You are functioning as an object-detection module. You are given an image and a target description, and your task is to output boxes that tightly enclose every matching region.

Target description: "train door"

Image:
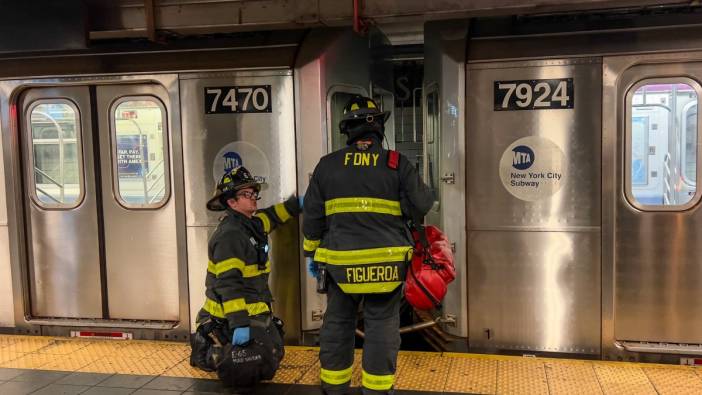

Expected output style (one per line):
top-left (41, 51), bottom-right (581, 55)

top-left (18, 80), bottom-right (182, 328)
top-left (604, 56), bottom-right (702, 356)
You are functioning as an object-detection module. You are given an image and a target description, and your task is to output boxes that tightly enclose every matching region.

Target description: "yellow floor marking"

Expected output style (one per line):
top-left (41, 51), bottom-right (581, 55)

top-left (270, 347), bottom-right (318, 384)
top-left (40, 354), bottom-right (101, 371)
top-left (497, 359), bottom-right (549, 395)
top-left (1, 334), bottom-right (702, 394)
top-left (444, 357), bottom-right (497, 394)
top-left (0, 350), bottom-right (25, 365)
top-left (163, 360), bottom-right (218, 379)
top-left (395, 353), bottom-right (451, 391)
top-left (0, 337), bottom-right (53, 353)
top-left (594, 364), bottom-right (657, 395)
top-left (545, 361), bottom-right (603, 395)
top-left (643, 366), bottom-right (702, 395)
top-left (37, 339), bottom-right (91, 355)
top-left (350, 350), bottom-right (363, 388)
top-left (0, 352), bottom-right (55, 369)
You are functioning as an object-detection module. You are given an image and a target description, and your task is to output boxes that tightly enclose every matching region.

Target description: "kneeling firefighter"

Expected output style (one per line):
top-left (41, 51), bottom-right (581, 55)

top-left (190, 165), bottom-right (301, 390)
top-left (303, 96), bottom-right (433, 394)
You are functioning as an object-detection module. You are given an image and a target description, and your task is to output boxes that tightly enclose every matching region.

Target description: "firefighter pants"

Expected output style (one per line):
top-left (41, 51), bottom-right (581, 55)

top-left (319, 279), bottom-right (402, 395)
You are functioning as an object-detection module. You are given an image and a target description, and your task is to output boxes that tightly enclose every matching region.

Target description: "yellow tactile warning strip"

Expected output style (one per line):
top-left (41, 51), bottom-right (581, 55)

top-left (2, 335), bottom-right (702, 393)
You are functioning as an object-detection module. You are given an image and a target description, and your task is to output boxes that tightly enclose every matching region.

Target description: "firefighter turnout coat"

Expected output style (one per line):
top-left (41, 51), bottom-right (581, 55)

top-left (303, 140), bottom-right (434, 294)
top-left (197, 197), bottom-right (300, 330)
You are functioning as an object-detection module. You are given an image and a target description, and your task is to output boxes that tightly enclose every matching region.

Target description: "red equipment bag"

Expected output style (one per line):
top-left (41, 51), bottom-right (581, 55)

top-left (404, 224), bottom-right (456, 310)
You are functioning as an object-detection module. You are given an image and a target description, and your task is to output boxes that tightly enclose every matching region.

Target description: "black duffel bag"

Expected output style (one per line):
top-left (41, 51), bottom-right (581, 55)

top-left (216, 316), bottom-right (285, 391)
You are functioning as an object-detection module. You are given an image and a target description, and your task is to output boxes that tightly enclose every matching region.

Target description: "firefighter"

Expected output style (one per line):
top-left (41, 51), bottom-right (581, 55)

top-left (303, 96), bottom-right (433, 394)
top-left (190, 165), bottom-right (301, 387)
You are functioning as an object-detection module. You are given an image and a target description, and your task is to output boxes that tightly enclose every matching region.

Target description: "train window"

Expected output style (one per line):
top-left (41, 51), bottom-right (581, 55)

top-left (111, 97), bottom-right (170, 208)
top-left (627, 79), bottom-right (701, 209)
top-left (424, 84), bottom-right (440, 209)
top-left (28, 100), bottom-right (83, 208)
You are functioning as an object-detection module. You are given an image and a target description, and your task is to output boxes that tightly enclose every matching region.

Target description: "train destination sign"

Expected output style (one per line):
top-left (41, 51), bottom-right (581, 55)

top-left (499, 136), bottom-right (567, 201)
top-left (494, 78), bottom-right (573, 111)
top-left (205, 85), bottom-right (272, 114)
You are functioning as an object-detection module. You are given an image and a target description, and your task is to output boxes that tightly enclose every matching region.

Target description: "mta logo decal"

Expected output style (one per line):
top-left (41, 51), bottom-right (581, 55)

top-left (512, 145), bottom-right (534, 170)
top-left (223, 151), bottom-right (243, 173)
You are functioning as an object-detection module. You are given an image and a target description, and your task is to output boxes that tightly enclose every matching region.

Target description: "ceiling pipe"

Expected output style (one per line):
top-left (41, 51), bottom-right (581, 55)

top-left (353, 0), bottom-right (368, 35)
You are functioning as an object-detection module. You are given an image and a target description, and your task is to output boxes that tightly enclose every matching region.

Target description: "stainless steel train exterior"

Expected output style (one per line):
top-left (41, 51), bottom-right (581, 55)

top-left (0, 18), bottom-right (702, 363)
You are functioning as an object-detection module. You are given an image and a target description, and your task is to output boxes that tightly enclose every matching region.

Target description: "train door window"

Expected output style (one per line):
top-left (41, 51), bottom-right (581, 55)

top-left (27, 100), bottom-right (83, 207)
top-left (327, 85), bottom-right (367, 153)
top-left (423, 83), bottom-right (440, 209)
top-left (111, 97), bottom-right (170, 208)
top-left (683, 102), bottom-right (697, 184)
top-left (626, 79), bottom-right (701, 209)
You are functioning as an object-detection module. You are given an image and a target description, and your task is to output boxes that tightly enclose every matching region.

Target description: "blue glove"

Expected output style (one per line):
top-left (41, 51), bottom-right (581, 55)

top-left (232, 327), bottom-right (250, 346)
top-left (306, 257), bottom-right (319, 279)
top-left (298, 194), bottom-right (305, 209)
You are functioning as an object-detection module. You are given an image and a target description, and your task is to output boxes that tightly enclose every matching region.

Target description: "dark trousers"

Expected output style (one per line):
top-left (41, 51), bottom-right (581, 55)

top-left (319, 280), bottom-right (402, 395)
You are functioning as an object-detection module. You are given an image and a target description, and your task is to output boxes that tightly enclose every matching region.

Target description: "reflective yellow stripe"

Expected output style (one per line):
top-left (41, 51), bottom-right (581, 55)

top-left (207, 260), bottom-right (270, 278)
top-left (274, 203), bottom-right (291, 222)
top-left (303, 238), bottom-right (321, 252)
top-left (338, 281), bottom-right (402, 294)
top-left (314, 246), bottom-right (412, 265)
top-left (255, 212), bottom-right (271, 233)
top-left (222, 298), bottom-right (247, 314)
top-left (203, 297), bottom-right (245, 318)
top-left (246, 302), bottom-right (270, 316)
top-left (320, 366), bottom-right (353, 385)
top-left (207, 258), bottom-right (245, 276)
top-left (203, 298), bottom-right (270, 318)
top-left (203, 298), bottom-right (226, 318)
top-left (325, 197), bottom-right (402, 216)
top-left (362, 370), bottom-right (394, 391)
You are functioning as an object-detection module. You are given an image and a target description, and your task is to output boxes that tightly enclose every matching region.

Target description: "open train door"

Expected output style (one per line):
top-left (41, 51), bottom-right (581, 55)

top-left (604, 53), bottom-right (702, 358)
top-left (420, 21), bottom-right (470, 340)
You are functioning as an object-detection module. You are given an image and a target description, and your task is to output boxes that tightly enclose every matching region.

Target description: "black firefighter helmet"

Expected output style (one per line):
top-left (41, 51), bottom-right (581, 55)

top-left (207, 166), bottom-right (262, 211)
top-left (339, 95), bottom-right (390, 145)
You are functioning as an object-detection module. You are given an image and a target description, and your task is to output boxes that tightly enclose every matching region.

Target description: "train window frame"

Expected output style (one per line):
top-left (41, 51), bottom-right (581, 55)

top-left (681, 101), bottom-right (697, 187)
top-left (624, 77), bottom-right (702, 211)
top-left (326, 84), bottom-right (369, 154)
top-left (25, 98), bottom-right (85, 210)
top-left (109, 95), bottom-right (171, 210)
top-left (423, 82), bottom-right (441, 213)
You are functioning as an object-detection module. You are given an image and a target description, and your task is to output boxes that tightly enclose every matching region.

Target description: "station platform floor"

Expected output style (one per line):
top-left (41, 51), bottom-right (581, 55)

top-left (0, 335), bottom-right (701, 394)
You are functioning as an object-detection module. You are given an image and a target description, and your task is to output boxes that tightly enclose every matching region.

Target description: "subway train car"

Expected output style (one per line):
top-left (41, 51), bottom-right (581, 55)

top-left (0, 8), bottom-right (701, 365)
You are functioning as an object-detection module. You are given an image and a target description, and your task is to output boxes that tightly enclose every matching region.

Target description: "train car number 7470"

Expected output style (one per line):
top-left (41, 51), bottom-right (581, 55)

top-left (204, 85), bottom-right (272, 114)
top-left (494, 78), bottom-right (573, 111)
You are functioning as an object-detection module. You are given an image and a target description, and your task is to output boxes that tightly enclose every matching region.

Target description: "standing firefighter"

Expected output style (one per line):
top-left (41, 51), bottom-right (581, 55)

top-left (303, 96), bottom-right (433, 394)
top-left (190, 165), bottom-right (301, 390)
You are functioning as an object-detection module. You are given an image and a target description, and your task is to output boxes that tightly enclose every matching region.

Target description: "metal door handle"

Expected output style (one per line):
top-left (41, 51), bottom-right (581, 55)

top-left (440, 172), bottom-right (455, 184)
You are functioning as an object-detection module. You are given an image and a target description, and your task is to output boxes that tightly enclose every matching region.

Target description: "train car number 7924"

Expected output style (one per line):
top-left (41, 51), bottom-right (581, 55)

top-left (494, 78), bottom-right (573, 111)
